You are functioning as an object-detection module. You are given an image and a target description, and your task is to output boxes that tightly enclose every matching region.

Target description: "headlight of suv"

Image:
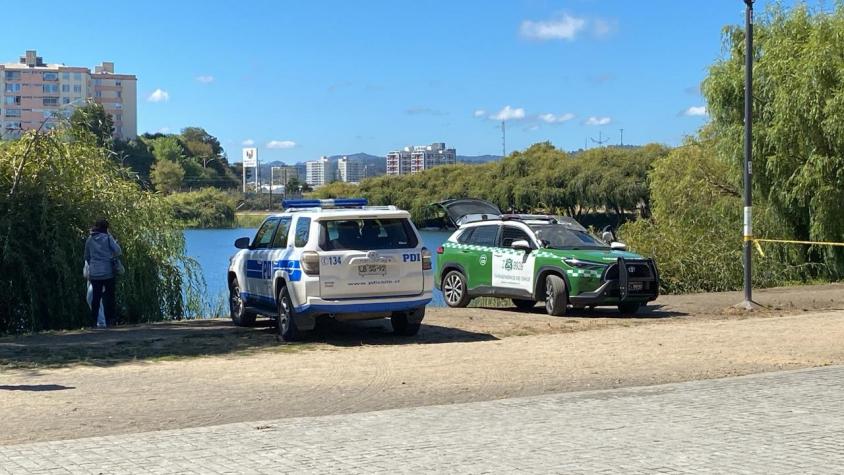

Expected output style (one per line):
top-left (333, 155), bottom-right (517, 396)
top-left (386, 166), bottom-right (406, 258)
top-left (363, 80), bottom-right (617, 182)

top-left (563, 258), bottom-right (607, 269)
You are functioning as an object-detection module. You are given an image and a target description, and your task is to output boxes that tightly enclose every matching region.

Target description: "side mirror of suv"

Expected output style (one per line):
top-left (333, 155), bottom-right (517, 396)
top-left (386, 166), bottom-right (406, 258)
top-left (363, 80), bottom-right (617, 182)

top-left (511, 239), bottom-right (532, 252)
top-left (234, 237), bottom-right (251, 249)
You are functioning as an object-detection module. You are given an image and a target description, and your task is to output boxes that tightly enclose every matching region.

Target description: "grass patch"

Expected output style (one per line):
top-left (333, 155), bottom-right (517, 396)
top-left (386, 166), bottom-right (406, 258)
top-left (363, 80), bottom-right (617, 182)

top-left (235, 212), bottom-right (270, 228)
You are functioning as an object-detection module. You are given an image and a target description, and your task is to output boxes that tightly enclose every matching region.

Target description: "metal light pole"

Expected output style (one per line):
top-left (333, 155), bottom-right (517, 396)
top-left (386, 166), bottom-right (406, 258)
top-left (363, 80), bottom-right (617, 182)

top-left (741, 0), bottom-right (755, 309)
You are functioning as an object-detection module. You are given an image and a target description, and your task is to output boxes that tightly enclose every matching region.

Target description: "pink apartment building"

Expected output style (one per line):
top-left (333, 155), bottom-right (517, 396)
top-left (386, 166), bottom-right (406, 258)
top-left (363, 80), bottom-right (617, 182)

top-left (0, 50), bottom-right (137, 140)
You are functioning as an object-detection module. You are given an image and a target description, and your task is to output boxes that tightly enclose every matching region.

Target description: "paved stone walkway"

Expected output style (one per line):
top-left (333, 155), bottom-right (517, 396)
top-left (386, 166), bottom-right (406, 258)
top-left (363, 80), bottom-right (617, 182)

top-left (2, 366), bottom-right (843, 474)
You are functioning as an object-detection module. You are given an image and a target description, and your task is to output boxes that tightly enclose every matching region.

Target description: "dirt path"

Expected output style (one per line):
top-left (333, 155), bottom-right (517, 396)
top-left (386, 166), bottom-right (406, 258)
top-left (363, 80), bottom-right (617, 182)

top-left (1, 284), bottom-right (844, 445)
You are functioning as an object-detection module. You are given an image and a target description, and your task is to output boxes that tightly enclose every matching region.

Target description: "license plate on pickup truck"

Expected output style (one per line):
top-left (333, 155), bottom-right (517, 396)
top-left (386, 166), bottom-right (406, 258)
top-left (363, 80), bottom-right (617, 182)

top-left (629, 282), bottom-right (644, 291)
top-left (358, 264), bottom-right (387, 276)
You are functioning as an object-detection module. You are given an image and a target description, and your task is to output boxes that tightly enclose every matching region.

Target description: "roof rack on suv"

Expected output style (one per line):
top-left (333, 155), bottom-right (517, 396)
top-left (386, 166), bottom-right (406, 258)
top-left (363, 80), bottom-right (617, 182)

top-left (500, 214), bottom-right (559, 223)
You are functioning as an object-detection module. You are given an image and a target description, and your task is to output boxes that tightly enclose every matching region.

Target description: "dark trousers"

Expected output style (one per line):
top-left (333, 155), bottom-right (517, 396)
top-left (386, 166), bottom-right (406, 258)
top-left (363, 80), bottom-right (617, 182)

top-left (90, 278), bottom-right (116, 326)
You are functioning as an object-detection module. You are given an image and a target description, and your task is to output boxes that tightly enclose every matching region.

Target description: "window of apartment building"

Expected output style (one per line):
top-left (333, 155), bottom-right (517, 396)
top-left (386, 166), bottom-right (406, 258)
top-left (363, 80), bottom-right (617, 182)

top-left (62, 97), bottom-right (70, 105)
top-left (5, 84), bottom-right (21, 93)
top-left (61, 84), bottom-right (70, 93)
top-left (114, 103), bottom-right (122, 109)
top-left (5, 96), bottom-right (21, 106)
top-left (4, 71), bottom-right (21, 81)
top-left (93, 79), bottom-right (102, 86)
top-left (43, 72), bottom-right (58, 81)
top-left (115, 81), bottom-right (121, 86)
top-left (5, 109), bottom-right (21, 117)
top-left (114, 113), bottom-right (122, 122)
top-left (5, 121), bottom-right (21, 130)
top-left (42, 84), bottom-right (59, 93)
top-left (73, 85), bottom-right (82, 93)
top-left (73, 72), bottom-right (82, 81)
top-left (43, 97), bottom-right (59, 106)
top-left (62, 72), bottom-right (70, 80)
top-left (116, 91), bottom-right (122, 99)
top-left (94, 91), bottom-right (102, 98)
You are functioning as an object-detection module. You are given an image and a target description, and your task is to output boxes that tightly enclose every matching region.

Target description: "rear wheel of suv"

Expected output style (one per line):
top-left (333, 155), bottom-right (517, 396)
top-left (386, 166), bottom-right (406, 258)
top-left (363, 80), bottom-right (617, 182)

top-left (512, 299), bottom-right (537, 310)
top-left (442, 270), bottom-right (470, 308)
top-left (544, 274), bottom-right (568, 316)
top-left (391, 307), bottom-right (424, 336)
top-left (229, 280), bottom-right (256, 327)
top-left (276, 286), bottom-right (299, 342)
top-left (618, 302), bottom-right (641, 315)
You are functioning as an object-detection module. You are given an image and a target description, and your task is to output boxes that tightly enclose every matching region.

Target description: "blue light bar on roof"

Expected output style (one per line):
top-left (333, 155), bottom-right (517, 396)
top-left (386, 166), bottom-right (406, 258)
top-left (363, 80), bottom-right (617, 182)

top-left (282, 198), bottom-right (369, 209)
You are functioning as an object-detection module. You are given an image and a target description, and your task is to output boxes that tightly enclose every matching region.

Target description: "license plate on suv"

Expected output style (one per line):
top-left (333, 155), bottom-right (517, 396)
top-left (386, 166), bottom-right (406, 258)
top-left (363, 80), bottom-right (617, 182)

top-left (358, 264), bottom-right (387, 276)
top-left (629, 282), bottom-right (644, 291)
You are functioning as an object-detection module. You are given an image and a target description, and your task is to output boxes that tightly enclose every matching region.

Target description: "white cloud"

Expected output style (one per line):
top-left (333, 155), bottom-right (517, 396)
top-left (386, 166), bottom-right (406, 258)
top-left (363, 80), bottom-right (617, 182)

top-left (156, 127), bottom-right (170, 134)
top-left (147, 88), bottom-right (169, 103)
top-left (490, 105), bottom-right (526, 121)
top-left (473, 109), bottom-right (487, 118)
top-left (196, 75), bottom-right (214, 84)
top-left (585, 116), bottom-right (612, 126)
top-left (539, 112), bottom-right (575, 124)
top-left (683, 106), bottom-right (708, 117)
top-left (242, 139), bottom-right (255, 146)
top-left (266, 140), bottom-right (297, 149)
top-left (520, 14), bottom-right (586, 41)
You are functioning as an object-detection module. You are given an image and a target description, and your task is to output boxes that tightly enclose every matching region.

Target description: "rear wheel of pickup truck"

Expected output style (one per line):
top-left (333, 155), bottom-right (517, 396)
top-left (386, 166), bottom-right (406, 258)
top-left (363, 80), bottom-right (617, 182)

top-left (391, 307), bottom-right (424, 336)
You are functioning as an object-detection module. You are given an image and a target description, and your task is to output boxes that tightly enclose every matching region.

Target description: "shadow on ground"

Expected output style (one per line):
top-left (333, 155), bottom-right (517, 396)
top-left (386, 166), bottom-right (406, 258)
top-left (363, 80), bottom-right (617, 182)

top-left (0, 318), bottom-right (496, 369)
top-left (480, 303), bottom-right (687, 319)
top-left (0, 384), bottom-right (75, 391)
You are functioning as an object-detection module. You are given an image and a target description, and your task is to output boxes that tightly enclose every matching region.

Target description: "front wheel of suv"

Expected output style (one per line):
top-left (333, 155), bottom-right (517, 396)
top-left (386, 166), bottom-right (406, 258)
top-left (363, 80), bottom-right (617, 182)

top-left (544, 274), bottom-right (568, 316)
top-left (442, 270), bottom-right (470, 308)
top-left (230, 280), bottom-right (256, 327)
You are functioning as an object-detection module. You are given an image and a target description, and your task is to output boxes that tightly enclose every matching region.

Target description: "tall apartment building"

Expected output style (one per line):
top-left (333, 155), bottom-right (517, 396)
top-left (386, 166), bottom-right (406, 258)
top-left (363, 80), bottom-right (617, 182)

top-left (305, 156), bottom-right (337, 187)
top-left (338, 156), bottom-right (364, 183)
top-left (0, 50), bottom-right (137, 140)
top-left (386, 142), bottom-right (456, 175)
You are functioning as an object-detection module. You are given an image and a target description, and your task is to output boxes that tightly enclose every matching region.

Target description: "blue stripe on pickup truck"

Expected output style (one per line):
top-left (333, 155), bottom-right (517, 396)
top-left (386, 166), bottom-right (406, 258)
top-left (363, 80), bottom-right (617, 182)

top-left (295, 298), bottom-right (431, 315)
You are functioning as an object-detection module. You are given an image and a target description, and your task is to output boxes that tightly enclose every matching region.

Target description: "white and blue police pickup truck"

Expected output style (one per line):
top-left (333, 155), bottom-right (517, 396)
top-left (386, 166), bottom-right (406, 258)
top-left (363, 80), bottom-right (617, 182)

top-left (227, 198), bottom-right (434, 341)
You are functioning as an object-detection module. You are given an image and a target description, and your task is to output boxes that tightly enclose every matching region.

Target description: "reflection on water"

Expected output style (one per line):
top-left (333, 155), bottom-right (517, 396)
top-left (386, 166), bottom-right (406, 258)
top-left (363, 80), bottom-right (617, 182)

top-left (183, 228), bottom-right (451, 315)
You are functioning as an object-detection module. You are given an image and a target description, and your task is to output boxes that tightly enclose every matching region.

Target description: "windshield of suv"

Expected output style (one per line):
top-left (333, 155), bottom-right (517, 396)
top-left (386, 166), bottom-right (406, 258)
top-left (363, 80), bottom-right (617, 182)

top-left (319, 218), bottom-right (419, 251)
top-left (529, 224), bottom-right (609, 250)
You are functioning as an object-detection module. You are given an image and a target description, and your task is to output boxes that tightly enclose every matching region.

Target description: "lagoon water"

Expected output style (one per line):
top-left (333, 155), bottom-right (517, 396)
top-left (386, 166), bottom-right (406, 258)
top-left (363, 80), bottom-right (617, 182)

top-left (183, 228), bottom-right (452, 313)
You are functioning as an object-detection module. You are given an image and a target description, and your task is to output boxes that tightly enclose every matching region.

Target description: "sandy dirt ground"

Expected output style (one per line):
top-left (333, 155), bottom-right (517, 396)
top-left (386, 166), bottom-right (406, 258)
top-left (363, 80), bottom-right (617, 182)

top-left (1, 284), bottom-right (843, 445)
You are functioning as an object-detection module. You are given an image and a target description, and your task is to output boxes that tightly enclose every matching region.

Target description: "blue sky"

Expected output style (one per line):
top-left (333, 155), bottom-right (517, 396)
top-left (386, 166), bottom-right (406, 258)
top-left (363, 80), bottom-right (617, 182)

top-left (2, 0), bottom-right (815, 163)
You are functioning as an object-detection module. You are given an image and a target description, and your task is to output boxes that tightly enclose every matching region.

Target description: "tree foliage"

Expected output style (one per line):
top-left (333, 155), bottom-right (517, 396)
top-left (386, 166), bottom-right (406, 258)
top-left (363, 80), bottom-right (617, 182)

top-left (165, 188), bottom-right (236, 228)
top-left (704, 3), bottom-right (844, 274)
top-left (312, 143), bottom-right (668, 224)
top-left (0, 130), bottom-right (197, 334)
top-left (621, 142), bottom-right (811, 293)
top-left (150, 158), bottom-right (185, 194)
top-left (69, 100), bottom-right (114, 149)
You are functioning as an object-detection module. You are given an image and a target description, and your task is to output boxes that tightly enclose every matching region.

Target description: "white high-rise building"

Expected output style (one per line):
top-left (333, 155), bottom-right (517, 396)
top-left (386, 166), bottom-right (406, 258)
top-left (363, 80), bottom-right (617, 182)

top-left (305, 156), bottom-right (337, 187)
top-left (386, 142), bottom-right (456, 176)
top-left (338, 156), bottom-right (364, 183)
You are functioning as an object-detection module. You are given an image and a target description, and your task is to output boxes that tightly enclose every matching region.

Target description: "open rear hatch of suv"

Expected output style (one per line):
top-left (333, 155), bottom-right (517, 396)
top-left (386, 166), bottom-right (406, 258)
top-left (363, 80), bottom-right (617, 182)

top-left (427, 199), bottom-right (501, 228)
top-left (316, 217), bottom-right (426, 299)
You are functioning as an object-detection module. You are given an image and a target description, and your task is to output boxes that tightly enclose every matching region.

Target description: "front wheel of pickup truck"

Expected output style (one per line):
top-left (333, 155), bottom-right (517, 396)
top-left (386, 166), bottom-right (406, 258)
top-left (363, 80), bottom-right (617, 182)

top-left (391, 307), bottom-right (424, 336)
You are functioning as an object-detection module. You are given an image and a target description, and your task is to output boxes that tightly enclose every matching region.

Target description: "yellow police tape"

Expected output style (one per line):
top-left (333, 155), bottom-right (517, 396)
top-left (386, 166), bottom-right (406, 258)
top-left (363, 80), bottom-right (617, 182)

top-left (746, 237), bottom-right (844, 257)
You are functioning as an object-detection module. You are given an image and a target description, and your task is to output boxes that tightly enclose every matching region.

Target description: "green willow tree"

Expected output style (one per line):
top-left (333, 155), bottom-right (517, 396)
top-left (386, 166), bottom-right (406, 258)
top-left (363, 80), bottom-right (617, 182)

top-left (704, 3), bottom-right (844, 274)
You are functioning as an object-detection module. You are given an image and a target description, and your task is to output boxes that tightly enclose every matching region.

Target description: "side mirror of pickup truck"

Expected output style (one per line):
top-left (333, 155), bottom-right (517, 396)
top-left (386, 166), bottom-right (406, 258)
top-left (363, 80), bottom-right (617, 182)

top-left (234, 237), bottom-right (251, 249)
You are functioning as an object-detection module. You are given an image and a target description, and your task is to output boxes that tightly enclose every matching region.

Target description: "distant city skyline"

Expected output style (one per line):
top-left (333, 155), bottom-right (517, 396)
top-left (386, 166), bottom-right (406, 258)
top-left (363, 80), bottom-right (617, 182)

top-left (2, 0), bottom-right (818, 163)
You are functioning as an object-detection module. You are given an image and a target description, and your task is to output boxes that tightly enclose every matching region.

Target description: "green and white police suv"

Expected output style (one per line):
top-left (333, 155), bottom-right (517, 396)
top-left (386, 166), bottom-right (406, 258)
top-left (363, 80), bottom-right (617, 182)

top-left (434, 200), bottom-right (659, 315)
top-left (228, 199), bottom-right (433, 341)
